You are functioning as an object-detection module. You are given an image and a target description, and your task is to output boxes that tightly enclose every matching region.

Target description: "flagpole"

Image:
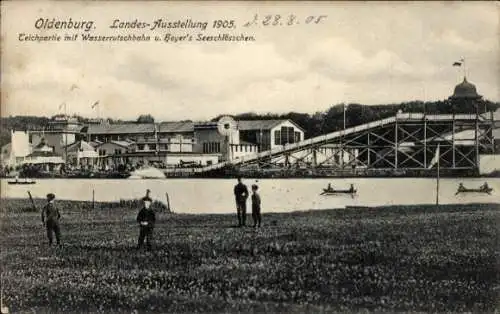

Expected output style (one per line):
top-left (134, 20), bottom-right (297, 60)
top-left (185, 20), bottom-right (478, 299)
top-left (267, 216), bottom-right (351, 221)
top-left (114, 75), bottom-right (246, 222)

top-left (343, 103), bottom-right (346, 131)
top-left (436, 144), bottom-right (440, 206)
top-left (462, 57), bottom-right (466, 78)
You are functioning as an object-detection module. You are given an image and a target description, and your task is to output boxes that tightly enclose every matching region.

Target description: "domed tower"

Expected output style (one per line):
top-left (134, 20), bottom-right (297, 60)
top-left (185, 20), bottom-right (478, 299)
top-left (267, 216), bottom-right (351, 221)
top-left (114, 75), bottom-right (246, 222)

top-left (448, 77), bottom-right (482, 113)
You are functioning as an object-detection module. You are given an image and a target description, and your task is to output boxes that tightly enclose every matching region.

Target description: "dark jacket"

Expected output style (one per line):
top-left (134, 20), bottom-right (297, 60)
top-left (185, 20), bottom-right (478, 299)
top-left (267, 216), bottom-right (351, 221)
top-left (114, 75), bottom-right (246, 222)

top-left (42, 202), bottom-right (60, 223)
top-left (234, 183), bottom-right (249, 203)
top-left (137, 208), bottom-right (156, 227)
top-left (252, 192), bottom-right (261, 209)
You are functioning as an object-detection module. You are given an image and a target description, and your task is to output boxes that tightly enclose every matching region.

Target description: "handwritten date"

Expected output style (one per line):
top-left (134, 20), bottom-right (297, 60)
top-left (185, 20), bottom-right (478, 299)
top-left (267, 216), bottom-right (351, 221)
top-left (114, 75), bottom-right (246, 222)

top-left (243, 14), bottom-right (327, 27)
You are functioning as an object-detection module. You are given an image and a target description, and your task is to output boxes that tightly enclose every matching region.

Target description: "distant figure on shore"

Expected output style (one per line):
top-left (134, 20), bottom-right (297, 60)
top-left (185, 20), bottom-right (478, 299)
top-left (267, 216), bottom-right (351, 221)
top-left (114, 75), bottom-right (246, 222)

top-left (234, 176), bottom-right (249, 227)
top-left (458, 182), bottom-right (465, 190)
top-left (481, 182), bottom-right (490, 190)
top-left (41, 193), bottom-right (61, 246)
top-left (327, 183), bottom-right (333, 191)
top-left (142, 189), bottom-right (153, 203)
top-left (251, 184), bottom-right (262, 228)
top-left (349, 184), bottom-right (354, 192)
top-left (136, 197), bottom-right (156, 251)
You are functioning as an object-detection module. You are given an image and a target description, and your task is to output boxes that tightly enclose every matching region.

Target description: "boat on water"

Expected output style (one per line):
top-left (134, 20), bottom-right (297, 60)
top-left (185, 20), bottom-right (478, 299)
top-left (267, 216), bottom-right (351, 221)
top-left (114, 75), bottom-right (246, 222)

top-left (455, 184), bottom-right (493, 195)
top-left (321, 188), bottom-right (357, 195)
top-left (320, 184), bottom-right (357, 196)
top-left (8, 178), bottom-right (36, 185)
top-left (128, 166), bottom-right (166, 179)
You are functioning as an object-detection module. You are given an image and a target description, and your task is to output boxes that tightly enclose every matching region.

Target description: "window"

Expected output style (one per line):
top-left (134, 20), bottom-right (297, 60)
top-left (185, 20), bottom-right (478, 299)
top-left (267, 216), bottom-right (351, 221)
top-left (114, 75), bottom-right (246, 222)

top-left (114, 149), bottom-right (122, 155)
top-left (274, 130), bottom-right (281, 145)
top-left (149, 144), bottom-right (156, 151)
top-left (295, 132), bottom-right (301, 142)
top-left (203, 142), bottom-right (221, 153)
top-left (281, 126), bottom-right (287, 144)
top-left (137, 144), bottom-right (144, 151)
top-left (289, 127), bottom-right (295, 143)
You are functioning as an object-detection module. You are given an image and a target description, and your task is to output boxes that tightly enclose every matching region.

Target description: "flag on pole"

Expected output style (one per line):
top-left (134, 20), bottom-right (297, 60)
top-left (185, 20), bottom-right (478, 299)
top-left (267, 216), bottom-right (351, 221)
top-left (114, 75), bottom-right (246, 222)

top-left (91, 101), bottom-right (99, 109)
top-left (428, 144), bottom-right (440, 169)
top-left (58, 102), bottom-right (65, 110)
top-left (70, 84), bottom-right (78, 91)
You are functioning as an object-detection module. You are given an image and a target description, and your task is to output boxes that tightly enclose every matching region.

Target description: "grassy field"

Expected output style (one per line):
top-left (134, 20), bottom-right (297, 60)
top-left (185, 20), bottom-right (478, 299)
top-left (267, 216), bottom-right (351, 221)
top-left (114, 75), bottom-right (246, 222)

top-left (1, 199), bottom-right (499, 313)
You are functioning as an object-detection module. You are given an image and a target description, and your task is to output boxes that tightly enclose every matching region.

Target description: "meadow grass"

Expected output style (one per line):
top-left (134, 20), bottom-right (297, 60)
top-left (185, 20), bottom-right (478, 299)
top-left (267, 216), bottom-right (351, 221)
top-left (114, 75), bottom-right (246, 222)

top-left (1, 199), bottom-right (499, 313)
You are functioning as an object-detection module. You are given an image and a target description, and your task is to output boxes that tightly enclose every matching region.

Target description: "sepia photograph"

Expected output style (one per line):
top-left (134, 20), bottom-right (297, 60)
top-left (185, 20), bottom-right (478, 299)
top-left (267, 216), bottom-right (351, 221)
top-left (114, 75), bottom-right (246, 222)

top-left (1, 1), bottom-right (499, 313)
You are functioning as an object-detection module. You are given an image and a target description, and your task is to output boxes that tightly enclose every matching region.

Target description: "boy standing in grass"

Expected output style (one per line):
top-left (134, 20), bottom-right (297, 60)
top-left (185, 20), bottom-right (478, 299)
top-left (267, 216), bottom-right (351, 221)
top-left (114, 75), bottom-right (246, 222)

top-left (41, 193), bottom-right (61, 246)
top-left (136, 197), bottom-right (155, 251)
top-left (251, 184), bottom-right (262, 228)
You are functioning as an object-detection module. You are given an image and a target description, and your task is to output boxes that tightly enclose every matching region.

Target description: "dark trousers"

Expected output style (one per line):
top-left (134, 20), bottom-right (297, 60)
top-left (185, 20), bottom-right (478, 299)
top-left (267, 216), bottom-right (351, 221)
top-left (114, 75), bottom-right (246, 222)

top-left (252, 206), bottom-right (261, 227)
top-left (236, 201), bottom-right (247, 226)
top-left (46, 220), bottom-right (61, 245)
top-left (138, 226), bottom-right (154, 249)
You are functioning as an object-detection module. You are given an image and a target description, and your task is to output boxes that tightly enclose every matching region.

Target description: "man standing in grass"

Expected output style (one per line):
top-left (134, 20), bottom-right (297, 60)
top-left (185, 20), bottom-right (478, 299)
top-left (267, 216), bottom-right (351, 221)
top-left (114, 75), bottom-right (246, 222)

top-left (41, 193), bottom-right (61, 246)
top-left (136, 197), bottom-right (156, 251)
top-left (234, 176), bottom-right (249, 227)
top-left (142, 189), bottom-right (152, 202)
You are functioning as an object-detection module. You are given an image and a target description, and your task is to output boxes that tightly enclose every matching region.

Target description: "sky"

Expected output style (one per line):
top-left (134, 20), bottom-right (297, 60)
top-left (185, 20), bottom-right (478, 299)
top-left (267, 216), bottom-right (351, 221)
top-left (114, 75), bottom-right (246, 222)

top-left (1, 1), bottom-right (498, 121)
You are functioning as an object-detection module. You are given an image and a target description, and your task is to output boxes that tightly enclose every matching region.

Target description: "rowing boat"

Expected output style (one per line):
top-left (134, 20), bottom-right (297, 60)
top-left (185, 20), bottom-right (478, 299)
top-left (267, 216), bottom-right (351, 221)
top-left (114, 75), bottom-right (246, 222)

top-left (320, 188), bottom-right (357, 195)
top-left (7, 180), bottom-right (36, 185)
top-left (455, 186), bottom-right (493, 195)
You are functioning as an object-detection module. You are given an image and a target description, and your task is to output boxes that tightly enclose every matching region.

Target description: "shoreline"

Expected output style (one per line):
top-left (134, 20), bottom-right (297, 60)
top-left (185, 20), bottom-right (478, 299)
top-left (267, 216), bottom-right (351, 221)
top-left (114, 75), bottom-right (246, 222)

top-left (2, 197), bottom-right (499, 215)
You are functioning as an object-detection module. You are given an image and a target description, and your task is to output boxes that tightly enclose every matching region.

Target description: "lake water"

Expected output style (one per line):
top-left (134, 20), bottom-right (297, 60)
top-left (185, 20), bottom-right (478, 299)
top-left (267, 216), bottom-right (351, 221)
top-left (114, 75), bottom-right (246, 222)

top-left (2, 178), bottom-right (499, 214)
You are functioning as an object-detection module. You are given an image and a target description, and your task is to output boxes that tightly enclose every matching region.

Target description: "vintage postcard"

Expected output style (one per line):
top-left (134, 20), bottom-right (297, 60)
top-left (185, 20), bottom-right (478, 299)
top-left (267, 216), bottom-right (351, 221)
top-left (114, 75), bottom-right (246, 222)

top-left (1, 1), bottom-right (499, 313)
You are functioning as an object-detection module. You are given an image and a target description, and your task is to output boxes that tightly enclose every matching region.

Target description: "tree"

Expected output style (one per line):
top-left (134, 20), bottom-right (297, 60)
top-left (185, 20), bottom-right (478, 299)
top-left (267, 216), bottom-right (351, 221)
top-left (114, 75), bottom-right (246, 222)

top-left (136, 114), bottom-right (155, 123)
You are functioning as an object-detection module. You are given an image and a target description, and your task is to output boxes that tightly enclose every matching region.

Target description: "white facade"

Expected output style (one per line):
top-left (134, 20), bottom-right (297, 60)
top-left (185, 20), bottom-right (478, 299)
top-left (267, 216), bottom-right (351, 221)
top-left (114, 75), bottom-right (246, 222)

top-left (31, 132), bottom-right (77, 156)
top-left (230, 143), bottom-right (259, 160)
top-left (160, 136), bottom-right (194, 153)
top-left (269, 120), bottom-right (304, 150)
top-left (1, 131), bottom-right (32, 166)
top-left (96, 142), bottom-right (130, 157)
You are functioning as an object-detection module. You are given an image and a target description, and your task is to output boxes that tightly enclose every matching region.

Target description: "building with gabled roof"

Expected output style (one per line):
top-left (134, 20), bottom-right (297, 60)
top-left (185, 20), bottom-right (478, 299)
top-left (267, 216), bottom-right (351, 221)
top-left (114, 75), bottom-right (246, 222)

top-left (237, 119), bottom-right (305, 152)
top-left (63, 140), bottom-right (99, 167)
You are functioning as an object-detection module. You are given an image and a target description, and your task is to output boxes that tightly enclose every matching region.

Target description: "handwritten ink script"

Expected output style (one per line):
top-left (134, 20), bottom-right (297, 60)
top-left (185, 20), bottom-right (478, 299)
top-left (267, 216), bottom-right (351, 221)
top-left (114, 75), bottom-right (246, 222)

top-left (17, 15), bottom-right (328, 44)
